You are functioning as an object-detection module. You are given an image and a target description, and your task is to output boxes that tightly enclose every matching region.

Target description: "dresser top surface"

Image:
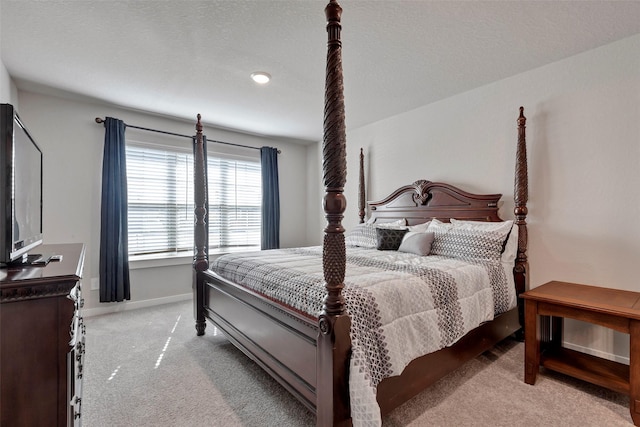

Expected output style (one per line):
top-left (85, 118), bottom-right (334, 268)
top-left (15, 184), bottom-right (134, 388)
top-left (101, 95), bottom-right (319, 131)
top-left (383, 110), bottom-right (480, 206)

top-left (0, 243), bottom-right (85, 287)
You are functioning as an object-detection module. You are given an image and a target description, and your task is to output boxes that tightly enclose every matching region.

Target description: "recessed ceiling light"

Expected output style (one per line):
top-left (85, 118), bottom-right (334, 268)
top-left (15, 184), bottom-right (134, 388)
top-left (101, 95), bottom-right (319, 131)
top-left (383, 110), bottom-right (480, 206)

top-left (251, 72), bottom-right (271, 85)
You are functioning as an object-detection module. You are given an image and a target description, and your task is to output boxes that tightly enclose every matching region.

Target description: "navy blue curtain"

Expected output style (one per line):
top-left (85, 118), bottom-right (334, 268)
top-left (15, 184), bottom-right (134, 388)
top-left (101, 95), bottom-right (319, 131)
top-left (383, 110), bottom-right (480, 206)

top-left (99, 117), bottom-right (131, 302)
top-left (260, 147), bottom-right (280, 250)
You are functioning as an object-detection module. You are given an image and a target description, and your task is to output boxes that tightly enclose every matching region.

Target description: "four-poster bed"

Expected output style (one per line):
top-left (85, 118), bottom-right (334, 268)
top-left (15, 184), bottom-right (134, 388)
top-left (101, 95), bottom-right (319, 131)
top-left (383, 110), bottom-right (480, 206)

top-left (192, 1), bottom-right (529, 426)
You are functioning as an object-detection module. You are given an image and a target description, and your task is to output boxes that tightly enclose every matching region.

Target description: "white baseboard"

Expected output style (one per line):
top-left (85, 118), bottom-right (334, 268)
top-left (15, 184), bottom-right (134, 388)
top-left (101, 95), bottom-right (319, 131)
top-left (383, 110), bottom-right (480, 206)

top-left (83, 293), bottom-right (192, 318)
top-left (563, 341), bottom-right (630, 365)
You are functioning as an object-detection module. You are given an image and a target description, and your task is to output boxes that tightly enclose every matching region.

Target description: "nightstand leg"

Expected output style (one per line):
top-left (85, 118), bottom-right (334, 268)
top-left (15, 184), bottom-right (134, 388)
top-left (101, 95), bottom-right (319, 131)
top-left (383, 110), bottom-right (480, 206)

top-left (630, 320), bottom-right (640, 426)
top-left (524, 299), bottom-right (540, 385)
top-left (551, 316), bottom-right (563, 346)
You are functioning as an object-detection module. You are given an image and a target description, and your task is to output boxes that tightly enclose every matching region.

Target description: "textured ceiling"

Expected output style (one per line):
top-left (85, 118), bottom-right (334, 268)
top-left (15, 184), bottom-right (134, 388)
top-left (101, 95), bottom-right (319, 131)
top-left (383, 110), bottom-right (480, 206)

top-left (2, 1), bottom-right (640, 142)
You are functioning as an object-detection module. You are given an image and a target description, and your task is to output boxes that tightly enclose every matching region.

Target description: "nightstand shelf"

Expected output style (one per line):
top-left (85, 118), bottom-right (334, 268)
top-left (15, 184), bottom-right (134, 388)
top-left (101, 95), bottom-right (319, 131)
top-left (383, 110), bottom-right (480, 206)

top-left (541, 346), bottom-right (630, 394)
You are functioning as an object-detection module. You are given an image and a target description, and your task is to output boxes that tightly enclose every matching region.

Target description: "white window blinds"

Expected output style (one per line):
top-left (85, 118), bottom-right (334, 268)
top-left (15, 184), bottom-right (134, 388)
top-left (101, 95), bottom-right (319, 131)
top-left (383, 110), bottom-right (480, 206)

top-left (126, 143), bottom-right (261, 257)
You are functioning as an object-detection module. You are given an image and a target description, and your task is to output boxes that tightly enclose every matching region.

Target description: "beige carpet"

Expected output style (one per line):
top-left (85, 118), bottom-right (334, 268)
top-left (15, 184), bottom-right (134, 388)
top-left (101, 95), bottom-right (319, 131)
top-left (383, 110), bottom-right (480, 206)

top-left (83, 300), bottom-right (632, 426)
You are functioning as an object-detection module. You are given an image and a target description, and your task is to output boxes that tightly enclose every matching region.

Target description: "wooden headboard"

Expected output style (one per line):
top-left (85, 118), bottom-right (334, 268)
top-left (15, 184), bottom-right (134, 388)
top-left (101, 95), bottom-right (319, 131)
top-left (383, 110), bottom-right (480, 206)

top-left (368, 179), bottom-right (503, 225)
top-left (357, 107), bottom-right (529, 303)
top-left (358, 107), bottom-right (529, 311)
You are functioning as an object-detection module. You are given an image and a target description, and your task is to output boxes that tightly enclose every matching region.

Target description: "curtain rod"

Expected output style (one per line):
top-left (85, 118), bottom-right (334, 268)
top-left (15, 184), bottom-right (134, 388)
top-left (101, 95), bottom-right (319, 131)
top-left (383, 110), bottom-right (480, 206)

top-left (94, 117), bottom-right (280, 154)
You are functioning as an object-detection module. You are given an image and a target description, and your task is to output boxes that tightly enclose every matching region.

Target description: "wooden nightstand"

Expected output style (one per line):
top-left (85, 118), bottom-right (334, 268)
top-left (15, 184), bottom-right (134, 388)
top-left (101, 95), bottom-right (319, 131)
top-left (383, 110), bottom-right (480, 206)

top-left (522, 280), bottom-right (640, 426)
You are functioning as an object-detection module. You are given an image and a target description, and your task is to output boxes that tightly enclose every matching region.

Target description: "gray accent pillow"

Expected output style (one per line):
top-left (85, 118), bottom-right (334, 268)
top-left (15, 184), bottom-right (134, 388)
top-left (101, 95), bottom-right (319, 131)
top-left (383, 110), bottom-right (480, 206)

top-left (397, 231), bottom-right (435, 256)
top-left (376, 227), bottom-right (408, 251)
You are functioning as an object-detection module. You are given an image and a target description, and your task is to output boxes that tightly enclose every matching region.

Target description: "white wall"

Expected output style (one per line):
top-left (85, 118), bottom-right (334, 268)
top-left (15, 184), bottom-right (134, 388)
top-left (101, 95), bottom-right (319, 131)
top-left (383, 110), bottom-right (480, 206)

top-left (0, 0), bottom-right (6, 102)
top-left (312, 34), bottom-right (640, 362)
top-left (306, 139), bottom-right (323, 246)
top-left (0, 62), bottom-right (10, 103)
top-left (16, 91), bottom-right (310, 315)
top-left (0, 53), bottom-right (18, 105)
top-left (0, 2), bottom-right (18, 106)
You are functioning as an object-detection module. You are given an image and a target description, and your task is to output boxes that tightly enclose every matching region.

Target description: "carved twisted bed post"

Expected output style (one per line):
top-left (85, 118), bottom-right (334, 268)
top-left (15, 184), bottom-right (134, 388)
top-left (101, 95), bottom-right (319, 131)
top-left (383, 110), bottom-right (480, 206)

top-left (514, 107), bottom-right (529, 332)
top-left (317, 1), bottom-right (352, 425)
top-left (193, 114), bottom-right (209, 336)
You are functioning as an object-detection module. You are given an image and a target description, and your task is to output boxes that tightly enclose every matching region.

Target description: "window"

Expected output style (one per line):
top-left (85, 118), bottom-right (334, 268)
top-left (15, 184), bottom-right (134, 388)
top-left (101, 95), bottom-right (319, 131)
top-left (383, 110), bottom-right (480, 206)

top-left (126, 143), bottom-right (261, 257)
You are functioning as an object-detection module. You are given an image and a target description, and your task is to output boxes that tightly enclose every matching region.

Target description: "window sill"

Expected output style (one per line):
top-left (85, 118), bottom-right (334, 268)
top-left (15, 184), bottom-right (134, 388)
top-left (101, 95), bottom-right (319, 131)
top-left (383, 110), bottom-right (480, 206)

top-left (129, 246), bottom-right (261, 270)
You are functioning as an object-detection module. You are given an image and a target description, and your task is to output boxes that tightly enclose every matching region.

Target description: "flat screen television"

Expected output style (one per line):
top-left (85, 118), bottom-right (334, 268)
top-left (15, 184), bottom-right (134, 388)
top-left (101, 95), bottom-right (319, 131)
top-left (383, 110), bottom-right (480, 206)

top-left (0, 103), bottom-right (44, 267)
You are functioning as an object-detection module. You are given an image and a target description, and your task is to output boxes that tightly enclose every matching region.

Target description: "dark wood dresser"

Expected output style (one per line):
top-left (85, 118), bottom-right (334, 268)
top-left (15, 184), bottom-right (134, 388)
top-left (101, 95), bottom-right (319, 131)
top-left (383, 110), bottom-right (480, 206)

top-left (0, 243), bottom-right (86, 426)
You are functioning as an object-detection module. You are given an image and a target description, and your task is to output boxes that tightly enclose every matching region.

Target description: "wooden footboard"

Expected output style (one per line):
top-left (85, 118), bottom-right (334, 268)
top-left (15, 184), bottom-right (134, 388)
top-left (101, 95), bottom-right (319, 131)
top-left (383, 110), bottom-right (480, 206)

top-left (196, 267), bottom-right (520, 424)
top-left (199, 269), bottom-right (319, 411)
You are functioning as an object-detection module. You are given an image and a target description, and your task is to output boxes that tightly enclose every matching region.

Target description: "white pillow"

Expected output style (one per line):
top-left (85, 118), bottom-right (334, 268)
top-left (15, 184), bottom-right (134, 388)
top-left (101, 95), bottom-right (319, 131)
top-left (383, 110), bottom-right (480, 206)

top-left (426, 218), bottom-right (450, 230)
top-left (345, 224), bottom-right (377, 248)
top-left (502, 223), bottom-right (518, 263)
top-left (449, 218), bottom-right (513, 231)
top-left (407, 220), bottom-right (431, 232)
top-left (449, 219), bottom-right (517, 263)
top-left (374, 218), bottom-right (407, 229)
top-left (429, 219), bottom-right (512, 261)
